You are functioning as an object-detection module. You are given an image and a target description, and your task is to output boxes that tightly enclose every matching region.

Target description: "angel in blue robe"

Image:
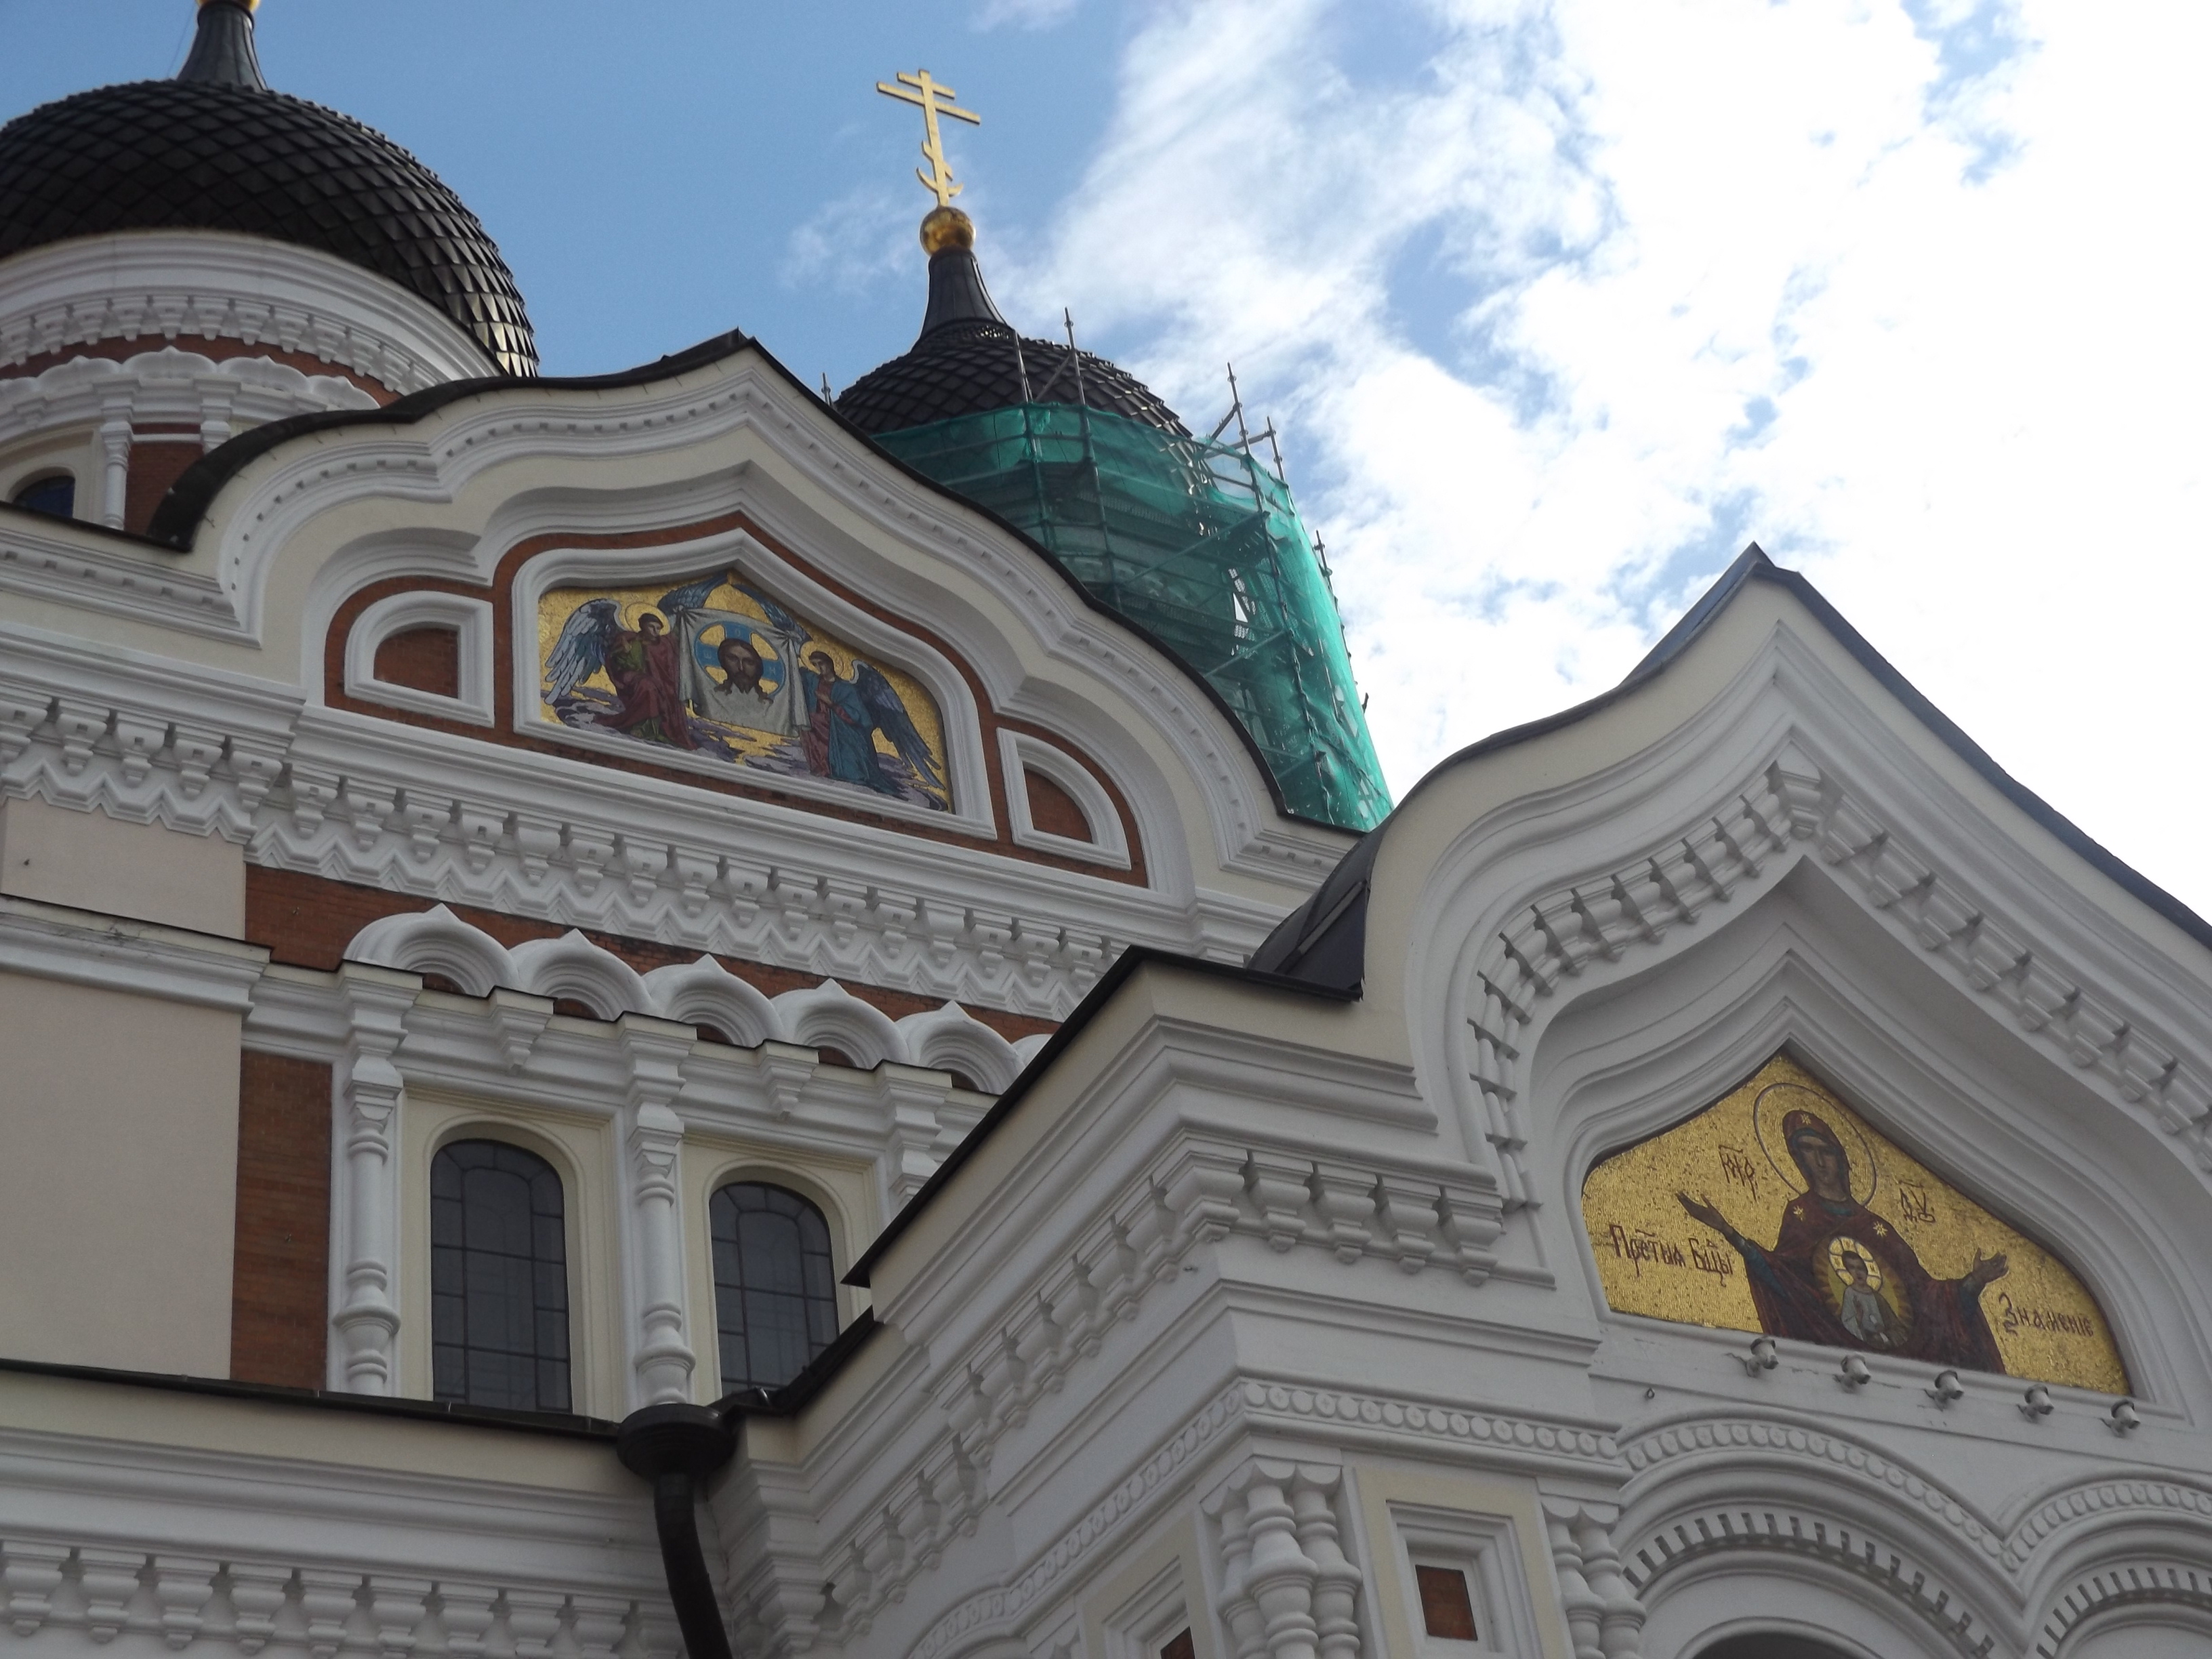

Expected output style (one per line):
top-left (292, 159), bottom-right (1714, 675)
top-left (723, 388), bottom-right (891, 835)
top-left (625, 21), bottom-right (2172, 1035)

top-left (799, 649), bottom-right (945, 803)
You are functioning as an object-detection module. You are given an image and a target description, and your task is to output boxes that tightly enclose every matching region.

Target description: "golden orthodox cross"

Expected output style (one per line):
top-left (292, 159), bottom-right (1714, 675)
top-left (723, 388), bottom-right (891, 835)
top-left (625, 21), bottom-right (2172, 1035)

top-left (874, 69), bottom-right (981, 209)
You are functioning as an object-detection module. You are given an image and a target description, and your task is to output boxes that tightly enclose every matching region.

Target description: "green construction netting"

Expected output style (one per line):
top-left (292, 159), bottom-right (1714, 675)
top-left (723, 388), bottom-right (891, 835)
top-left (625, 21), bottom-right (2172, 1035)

top-left (874, 403), bottom-right (1391, 832)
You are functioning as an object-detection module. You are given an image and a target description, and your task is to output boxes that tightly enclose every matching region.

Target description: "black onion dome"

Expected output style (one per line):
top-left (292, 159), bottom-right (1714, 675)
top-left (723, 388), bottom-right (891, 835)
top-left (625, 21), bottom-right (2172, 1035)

top-left (0, 3), bottom-right (535, 377)
top-left (837, 240), bottom-right (1186, 437)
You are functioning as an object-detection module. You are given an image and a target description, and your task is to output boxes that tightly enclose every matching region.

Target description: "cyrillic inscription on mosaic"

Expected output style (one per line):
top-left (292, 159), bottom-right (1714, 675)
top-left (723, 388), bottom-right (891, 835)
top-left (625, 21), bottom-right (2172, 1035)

top-left (539, 567), bottom-right (949, 810)
top-left (1581, 1053), bottom-right (2125, 1391)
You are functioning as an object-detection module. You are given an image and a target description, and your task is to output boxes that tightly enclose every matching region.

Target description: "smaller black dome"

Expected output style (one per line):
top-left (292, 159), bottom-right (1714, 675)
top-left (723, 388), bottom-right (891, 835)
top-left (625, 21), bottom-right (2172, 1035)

top-left (837, 247), bottom-right (1186, 437)
top-left (0, 2), bottom-right (535, 377)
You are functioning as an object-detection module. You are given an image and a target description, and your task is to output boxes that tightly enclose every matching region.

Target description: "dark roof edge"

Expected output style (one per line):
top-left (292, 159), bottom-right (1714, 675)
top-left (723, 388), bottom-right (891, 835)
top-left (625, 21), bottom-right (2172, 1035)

top-left (845, 946), bottom-right (1357, 1288)
top-left (1252, 542), bottom-right (2212, 987)
top-left (1736, 554), bottom-right (2212, 954)
top-left (713, 1309), bottom-right (884, 1422)
top-left (138, 326), bottom-right (1349, 838)
top-left (143, 328), bottom-right (761, 548)
top-left (0, 1352), bottom-right (617, 1439)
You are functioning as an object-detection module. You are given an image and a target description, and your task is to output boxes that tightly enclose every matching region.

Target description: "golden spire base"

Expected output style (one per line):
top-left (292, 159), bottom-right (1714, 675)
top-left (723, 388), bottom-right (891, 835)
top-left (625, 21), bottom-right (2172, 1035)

top-left (920, 207), bottom-right (975, 256)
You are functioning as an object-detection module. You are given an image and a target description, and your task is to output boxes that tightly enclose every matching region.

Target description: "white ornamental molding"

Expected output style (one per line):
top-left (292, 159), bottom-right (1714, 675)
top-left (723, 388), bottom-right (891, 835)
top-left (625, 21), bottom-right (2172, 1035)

top-left (269, 752), bottom-right (1117, 1021)
top-left (0, 640), bottom-right (1288, 1021)
top-left (816, 1146), bottom-right (1518, 1641)
top-left (0, 346), bottom-right (378, 445)
top-left (0, 231), bottom-right (499, 394)
top-left (0, 1537), bottom-right (676, 1659)
top-left (0, 628), bottom-right (300, 841)
top-left (2035, 1561), bottom-right (2212, 1657)
top-left (834, 1382), bottom-right (1250, 1652)
top-left (1629, 1497), bottom-right (1994, 1658)
top-left (1237, 1380), bottom-right (1616, 1471)
top-left (1453, 745), bottom-right (2212, 1212)
top-left (347, 906), bottom-right (1021, 1082)
top-left (1621, 1413), bottom-right (2212, 1659)
top-left (920, 1138), bottom-right (1509, 1477)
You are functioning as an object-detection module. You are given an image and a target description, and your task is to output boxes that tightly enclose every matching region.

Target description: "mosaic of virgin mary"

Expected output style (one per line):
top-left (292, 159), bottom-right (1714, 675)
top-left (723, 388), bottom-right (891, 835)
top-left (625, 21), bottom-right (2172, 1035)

top-left (1676, 1101), bottom-right (2009, 1370)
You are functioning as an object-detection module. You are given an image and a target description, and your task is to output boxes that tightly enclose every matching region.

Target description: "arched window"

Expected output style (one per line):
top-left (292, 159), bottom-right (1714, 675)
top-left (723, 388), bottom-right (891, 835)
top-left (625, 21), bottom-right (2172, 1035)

top-left (431, 1139), bottom-right (571, 1412)
top-left (9, 474), bottom-right (74, 518)
top-left (710, 1182), bottom-right (839, 1391)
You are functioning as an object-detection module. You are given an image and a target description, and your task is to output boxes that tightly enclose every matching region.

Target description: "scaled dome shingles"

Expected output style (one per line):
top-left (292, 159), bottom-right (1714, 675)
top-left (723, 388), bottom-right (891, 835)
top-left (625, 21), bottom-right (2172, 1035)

top-left (0, 79), bottom-right (537, 377)
top-left (837, 319), bottom-right (1189, 437)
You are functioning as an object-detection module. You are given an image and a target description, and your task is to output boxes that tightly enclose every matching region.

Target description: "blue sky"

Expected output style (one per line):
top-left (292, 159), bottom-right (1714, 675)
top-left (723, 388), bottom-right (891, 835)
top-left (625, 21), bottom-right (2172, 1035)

top-left (7, 1), bottom-right (2210, 913)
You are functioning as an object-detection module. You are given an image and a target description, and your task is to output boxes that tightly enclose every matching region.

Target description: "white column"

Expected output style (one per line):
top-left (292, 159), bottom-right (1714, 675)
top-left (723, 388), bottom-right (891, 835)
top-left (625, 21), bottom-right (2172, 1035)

top-left (1208, 1460), bottom-right (1356, 1659)
top-left (98, 401), bottom-right (133, 529)
top-left (331, 967), bottom-right (416, 1393)
top-left (620, 1016), bottom-right (699, 1407)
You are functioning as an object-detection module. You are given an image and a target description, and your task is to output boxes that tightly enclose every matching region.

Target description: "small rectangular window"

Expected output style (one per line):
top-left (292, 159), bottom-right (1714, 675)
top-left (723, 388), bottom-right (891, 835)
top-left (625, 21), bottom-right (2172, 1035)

top-left (1415, 1565), bottom-right (1479, 1642)
top-left (1160, 1632), bottom-right (1194, 1659)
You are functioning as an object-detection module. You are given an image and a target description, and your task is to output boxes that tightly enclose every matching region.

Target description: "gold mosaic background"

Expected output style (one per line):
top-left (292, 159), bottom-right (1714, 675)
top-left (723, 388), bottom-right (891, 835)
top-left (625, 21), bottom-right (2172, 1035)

top-left (1581, 1053), bottom-right (2126, 1391)
top-left (536, 576), bottom-right (947, 780)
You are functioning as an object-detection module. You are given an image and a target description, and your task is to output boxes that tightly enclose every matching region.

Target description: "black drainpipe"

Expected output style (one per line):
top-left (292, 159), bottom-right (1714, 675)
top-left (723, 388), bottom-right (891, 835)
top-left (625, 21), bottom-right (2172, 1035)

top-left (615, 1402), bottom-right (742, 1659)
top-left (613, 1313), bottom-right (878, 1659)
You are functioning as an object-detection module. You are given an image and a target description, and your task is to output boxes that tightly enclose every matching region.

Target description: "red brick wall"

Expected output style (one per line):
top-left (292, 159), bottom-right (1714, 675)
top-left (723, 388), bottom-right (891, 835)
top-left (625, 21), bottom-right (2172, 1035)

top-left (373, 625), bottom-right (462, 699)
top-left (230, 1051), bottom-right (333, 1390)
top-left (1025, 769), bottom-right (1094, 842)
top-left (246, 866), bottom-right (1059, 1043)
top-left (124, 432), bottom-right (205, 535)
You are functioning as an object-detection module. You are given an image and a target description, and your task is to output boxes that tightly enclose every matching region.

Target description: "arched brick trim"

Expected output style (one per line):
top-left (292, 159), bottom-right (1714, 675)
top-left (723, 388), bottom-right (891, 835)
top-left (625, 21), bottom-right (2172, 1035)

top-left (245, 865), bottom-right (1057, 1044)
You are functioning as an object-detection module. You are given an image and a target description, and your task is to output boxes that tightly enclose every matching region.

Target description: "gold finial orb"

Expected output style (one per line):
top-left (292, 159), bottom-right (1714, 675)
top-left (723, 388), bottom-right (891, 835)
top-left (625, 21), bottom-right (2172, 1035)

top-left (920, 206), bottom-right (975, 255)
top-left (199, 0), bottom-right (260, 9)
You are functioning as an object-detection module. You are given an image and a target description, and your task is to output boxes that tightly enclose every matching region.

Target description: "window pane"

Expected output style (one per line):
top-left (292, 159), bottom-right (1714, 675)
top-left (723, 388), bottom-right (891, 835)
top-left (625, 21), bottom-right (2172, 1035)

top-left (430, 1139), bottom-right (573, 1412)
top-left (710, 1182), bottom-right (840, 1391)
top-left (1416, 1565), bottom-right (1479, 1641)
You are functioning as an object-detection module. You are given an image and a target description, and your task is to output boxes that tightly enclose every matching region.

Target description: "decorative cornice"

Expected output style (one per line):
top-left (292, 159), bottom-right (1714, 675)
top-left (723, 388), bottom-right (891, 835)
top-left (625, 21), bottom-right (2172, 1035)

top-left (1622, 1410), bottom-right (2212, 1657)
top-left (0, 1532), bottom-right (672, 1659)
top-left (0, 231), bottom-right (495, 394)
top-left (2036, 1561), bottom-right (2212, 1656)
top-left (0, 629), bottom-right (1290, 1019)
top-left (1236, 1378), bottom-right (1616, 1467)
top-left (0, 346), bottom-right (377, 440)
top-left (1456, 742), bottom-right (2212, 1212)
top-left (342, 905), bottom-right (1026, 1087)
top-left (1627, 1494), bottom-right (1996, 1657)
top-left (897, 1383), bottom-right (1249, 1659)
top-left (0, 896), bottom-right (267, 1011)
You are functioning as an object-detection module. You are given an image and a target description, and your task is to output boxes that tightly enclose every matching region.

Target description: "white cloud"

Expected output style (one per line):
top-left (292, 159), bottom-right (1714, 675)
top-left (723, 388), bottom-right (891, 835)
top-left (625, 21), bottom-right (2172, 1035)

top-left (1010, 0), bottom-right (2212, 913)
top-left (783, 184), bottom-right (915, 298)
top-left (973, 0), bottom-right (1078, 30)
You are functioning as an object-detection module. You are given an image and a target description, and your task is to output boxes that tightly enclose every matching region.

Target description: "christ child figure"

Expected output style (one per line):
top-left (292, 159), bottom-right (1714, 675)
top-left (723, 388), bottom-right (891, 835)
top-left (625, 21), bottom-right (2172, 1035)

top-left (1835, 1248), bottom-right (1902, 1349)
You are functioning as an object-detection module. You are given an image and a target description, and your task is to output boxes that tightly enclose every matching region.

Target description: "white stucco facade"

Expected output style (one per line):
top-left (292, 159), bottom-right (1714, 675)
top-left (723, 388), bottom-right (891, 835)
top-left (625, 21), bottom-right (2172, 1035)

top-left (4, 19), bottom-right (2209, 1659)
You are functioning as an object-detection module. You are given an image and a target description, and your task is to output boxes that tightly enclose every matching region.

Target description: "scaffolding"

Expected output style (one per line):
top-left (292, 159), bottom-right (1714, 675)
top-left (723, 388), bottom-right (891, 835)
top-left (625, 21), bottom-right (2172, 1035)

top-left (876, 401), bottom-right (1391, 832)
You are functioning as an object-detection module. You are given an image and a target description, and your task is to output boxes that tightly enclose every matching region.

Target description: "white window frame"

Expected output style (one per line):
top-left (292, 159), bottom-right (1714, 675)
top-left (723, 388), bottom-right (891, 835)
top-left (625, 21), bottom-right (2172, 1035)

top-left (344, 590), bottom-right (496, 726)
top-left (1389, 1503), bottom-right (1542, 1659)
top-left (999, 728), bottom-right (1131, 868)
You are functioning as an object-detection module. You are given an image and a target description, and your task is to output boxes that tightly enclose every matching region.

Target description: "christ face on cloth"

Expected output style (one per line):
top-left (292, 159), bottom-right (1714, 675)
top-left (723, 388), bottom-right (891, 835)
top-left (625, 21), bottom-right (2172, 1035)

top-left (1677, 1108), bottom-right (2011, 1371)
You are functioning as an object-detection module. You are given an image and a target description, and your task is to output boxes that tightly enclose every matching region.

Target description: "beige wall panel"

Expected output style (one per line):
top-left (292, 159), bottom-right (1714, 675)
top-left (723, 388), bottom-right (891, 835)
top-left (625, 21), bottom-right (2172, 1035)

top-left (0, 970), bottom-right (241, 1375)
top-left (0, 797), bottom-right (244, 937)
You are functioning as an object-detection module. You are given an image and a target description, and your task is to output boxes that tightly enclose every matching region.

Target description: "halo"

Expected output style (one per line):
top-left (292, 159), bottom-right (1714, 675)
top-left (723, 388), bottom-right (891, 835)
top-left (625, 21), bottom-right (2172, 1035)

top-left (1751, 1081), bottom-right (1879, 1206)
top-left (1827, 1235), bottom-right (1883, 1292)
